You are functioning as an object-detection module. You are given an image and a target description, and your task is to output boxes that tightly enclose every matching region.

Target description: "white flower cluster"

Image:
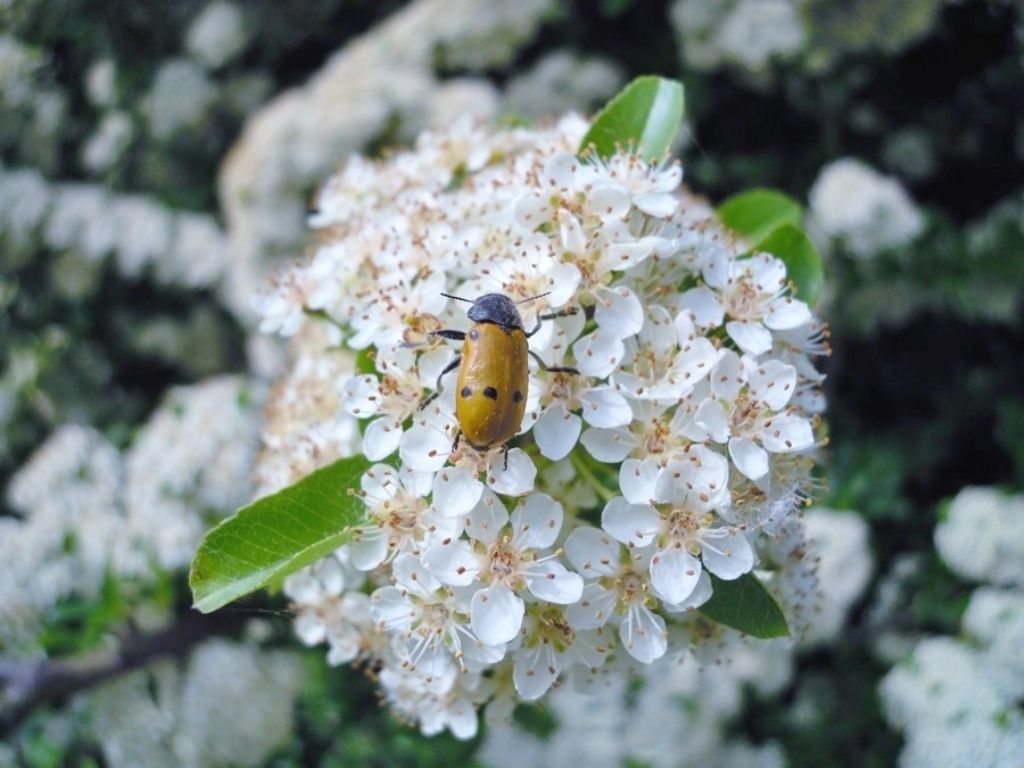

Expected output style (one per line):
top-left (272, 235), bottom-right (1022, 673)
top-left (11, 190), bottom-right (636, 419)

top-left (1, 377), bottom-right (263, 654)
top-left (2, 425), bottom-right (123, 653)
top-left (258, 113), bottom-right (827, 738)
top-left (482, 633), bottom-right (791, 768)
top-left (669, 0), bottom-right (806, 75)
top-left (480, 507), bottom-right (872, 768)
top-left (934, 486), bottom-right (1024, 586)
top-left (82, 639), bottom-right (304, 768)
top-left (808, 157), bottom-right (925, 259)
top-left (0, 165), bottom-right (233, 292)
top-left (880, 487), bottom-right (1024, 767)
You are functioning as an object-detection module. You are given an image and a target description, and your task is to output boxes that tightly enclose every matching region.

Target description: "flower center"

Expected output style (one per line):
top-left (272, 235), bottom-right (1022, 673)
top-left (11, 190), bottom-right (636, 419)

top-left (488, 541), bottom-right (522, 582)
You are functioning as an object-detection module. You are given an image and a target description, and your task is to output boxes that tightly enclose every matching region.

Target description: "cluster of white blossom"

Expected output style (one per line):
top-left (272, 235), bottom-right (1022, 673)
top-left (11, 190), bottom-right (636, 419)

top-left (218, 0), bottom-right (555, 319)
top-left (479, 507), bottom-right (871, 767)
top-left (808, 157), bottom-right (925, 259)
top-left (0, 377), bottom-right (263, 654)
top-left (255, 112), bottom-right (829, 738)
top-left (669, 0), bottom-right (806, 75)
top-left (0, 165), bottom-right (232, 291)
top-left (880, 487), bottom-right (1024, 767)
top-left (80, 639), bottom-right (305, 768)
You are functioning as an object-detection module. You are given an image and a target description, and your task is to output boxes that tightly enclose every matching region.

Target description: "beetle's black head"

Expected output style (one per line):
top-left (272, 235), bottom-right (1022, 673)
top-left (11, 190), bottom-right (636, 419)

top-left (467, 293), bottom-right (523, 330)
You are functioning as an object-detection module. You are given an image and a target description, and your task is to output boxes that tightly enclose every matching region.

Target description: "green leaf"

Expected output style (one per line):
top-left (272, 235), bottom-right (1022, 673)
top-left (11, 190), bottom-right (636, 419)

top-left (189, 455), bottom-right (372, 613)
top-left (755, 223), bottom-right (825, 306)
top-left (717, 188), bottom-right (802, 245)
top-left (698, 573), bottom-right (790, 638)
top-left (579, 75), bottom-right (685, 163)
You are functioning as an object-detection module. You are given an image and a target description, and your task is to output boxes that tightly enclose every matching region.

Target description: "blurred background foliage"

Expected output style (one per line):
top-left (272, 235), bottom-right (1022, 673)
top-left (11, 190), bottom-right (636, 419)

top-left (1, 0), bottom-right (1022, 766)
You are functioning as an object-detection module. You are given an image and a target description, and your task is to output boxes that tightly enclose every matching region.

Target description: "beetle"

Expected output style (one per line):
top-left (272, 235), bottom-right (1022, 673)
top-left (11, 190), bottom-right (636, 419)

top-left (422, 292), bottom-right (578, 460)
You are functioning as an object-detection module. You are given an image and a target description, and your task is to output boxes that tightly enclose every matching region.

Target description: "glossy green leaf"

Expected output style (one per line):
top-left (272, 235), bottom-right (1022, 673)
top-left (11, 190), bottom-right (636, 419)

top-left (189, 455), bottom-right (371, 613)
top-left (755, 223), bottom-right (825, 306)
top-left (698, 572), bottom-right (790, 638)
top-left (717, 188), bottom-right (803, 245)
top-left (579, 75), bottom-right (685, 163)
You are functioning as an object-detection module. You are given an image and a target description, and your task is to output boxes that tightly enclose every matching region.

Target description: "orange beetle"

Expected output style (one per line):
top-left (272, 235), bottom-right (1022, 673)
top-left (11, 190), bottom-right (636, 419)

top-left (425, 293), bottom-right (578, 457)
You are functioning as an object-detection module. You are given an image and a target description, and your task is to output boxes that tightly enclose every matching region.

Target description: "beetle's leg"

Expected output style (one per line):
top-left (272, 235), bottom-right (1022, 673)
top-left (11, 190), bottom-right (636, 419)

top-left (430, 329), bottom-right (467, 342)
top-left (419, 355), bottom-right (462, 410)
top-left (529, 349), bottom-right (579, 375)
top-left (502, 443), bottom-right (510, 471)
top-left (526, 307), bottom-right (579, 338)
top-left (452, 430), bottom-right (462, 453)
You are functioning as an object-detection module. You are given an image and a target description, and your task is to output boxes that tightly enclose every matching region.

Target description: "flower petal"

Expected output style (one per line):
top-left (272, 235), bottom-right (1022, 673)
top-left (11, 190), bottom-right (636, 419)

top-left (399, 424), bottom-right (451, 472)
top-left (619, 457), bottom-right (661, 505)
top-left (579, 385), bottom-right (633, 428)
top-left (392, 551), bottom-right (441, 594)
top-left (511, 493), bottom-right (564, 551)
top-left (749, 359), bottom-right (797, 411)
top-left (349, 529), bottom-right (389, 571)
top-left (573, 330), bottom-right (626, 379)
top-left (566, 583), bottom-right (617, 630)
top-left (602, 496), bottom-right (660, 547)
top-left (700, 528), bottom-right (754, 580)
top-left (533, 402), bottom-right (582, 460)
top-left (363, 417), bottom-right (403, 461)
top-left (369, 586), bottom-right (415, 631)
top-left (765, 296), bottom-right (813, 330)
top-left (679, 287), bottom-right (724, 328)
top-left (432, 465), bottom-right (483, 519)
top-left (513, 644), bottom-right (560, 701)
top-left (471, 583), bottom-right (525, 646)
top-left (695, 398), bottom-right (730, 443)
top-left (620, 602), bottom-right (667, 664)
top-left (565, 526), bottom-right (621, 577)
top-left (650, 546), bottom-right (702, 605)
top-left (594, 286), bottom-right (644, 338)
top-left (711, 349), bottom-right (743, 401)
top-left (487, 448), bottom-right (536, 496)
top-left (760, 415), bottom-right (814, 453)
top-left (729, 436), bottom-right (770, 481)
top-left (465, 487), bottom-right (508, 546)
top-left (422, 540), bottom-right (480, 586)
top-left (524, 559), bottom-right (584, 604)
top-left (726, 320), bottom-right (773, 357)
top-left (580, 426), bottom-right (635, 463)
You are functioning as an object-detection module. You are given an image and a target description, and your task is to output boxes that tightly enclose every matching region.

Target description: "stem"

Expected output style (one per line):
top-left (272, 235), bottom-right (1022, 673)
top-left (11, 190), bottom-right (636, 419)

top-left (0, 610), bottom-right (246, 737)
top-left (569, 451), bottom-right (617, 503)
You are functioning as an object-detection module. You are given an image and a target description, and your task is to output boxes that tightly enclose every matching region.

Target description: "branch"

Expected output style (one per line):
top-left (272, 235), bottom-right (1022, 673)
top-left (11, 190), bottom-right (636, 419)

top-left (0, 610), bottom-right (246, 736)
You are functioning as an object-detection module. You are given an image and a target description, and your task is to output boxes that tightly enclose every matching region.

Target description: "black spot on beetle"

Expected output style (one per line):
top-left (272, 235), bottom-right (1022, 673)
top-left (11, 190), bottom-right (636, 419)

top-left (461, 386), bottom-right (472, 398)
top-left (484, 386), bottom-right (498, 400)
top-left (469, 329), bottom-right (480, 340)
top-left (512, 390), bottom-right (523, 403)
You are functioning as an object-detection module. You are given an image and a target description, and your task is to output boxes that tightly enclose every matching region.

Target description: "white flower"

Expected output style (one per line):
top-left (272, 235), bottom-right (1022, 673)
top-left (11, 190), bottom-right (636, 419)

top-left (370, 553), bottom-right (504, 677)
top-left (422, 491), bottom-right (583, 645)
top-left (681, 252), bottom-right (812, 356)
top-left (809, 157), bottom-right (925, 258)
top-left (512, 607), bottom-right (611, 700)
top-left (379, 665), bottom-right (483, 741)
top-left (563, 527), bottom-right (668, 664)
top-left (694, 351), bottom-right (814, 481)
top-left (600, 449), bottom-right (754, 606)
top-left (348, 464), bottom-right (456, 570)
top-left (935, 487), bottom-right (1024, 586)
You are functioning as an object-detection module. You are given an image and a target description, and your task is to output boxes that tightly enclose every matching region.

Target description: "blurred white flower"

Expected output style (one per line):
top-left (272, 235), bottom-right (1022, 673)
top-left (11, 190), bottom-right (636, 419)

top-left (809, 157), bottom-right (925, 258)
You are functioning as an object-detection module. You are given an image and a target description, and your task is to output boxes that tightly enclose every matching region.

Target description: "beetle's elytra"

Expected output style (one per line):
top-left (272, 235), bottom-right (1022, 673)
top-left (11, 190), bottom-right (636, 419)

top-left (425, 292), bottom-right (579, 454)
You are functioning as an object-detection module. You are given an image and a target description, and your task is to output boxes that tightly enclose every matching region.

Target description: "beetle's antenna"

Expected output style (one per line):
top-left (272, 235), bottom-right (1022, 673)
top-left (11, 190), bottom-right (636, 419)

top-left (441, 292), bottom-right (473, 303)
top-left (517, 292), bottom-right (551, 305)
